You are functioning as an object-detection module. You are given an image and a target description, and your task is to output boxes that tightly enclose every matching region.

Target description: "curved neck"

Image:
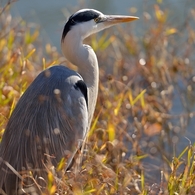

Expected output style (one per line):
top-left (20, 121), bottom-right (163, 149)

top-left (61, 31), bottom-right (99, 126)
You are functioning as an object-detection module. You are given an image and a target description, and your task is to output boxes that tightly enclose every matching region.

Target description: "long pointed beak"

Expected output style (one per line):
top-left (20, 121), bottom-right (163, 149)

top-left (103, 15), bottom-right (139, 25)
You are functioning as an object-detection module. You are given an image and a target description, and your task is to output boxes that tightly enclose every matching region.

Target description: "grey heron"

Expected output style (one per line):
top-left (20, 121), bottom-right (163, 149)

top-left (0, 8), bottom-right (138, 194)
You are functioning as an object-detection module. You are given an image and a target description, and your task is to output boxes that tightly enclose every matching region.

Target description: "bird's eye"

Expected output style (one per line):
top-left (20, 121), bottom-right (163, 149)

top-left (94, 17), bottom-right (101, 23)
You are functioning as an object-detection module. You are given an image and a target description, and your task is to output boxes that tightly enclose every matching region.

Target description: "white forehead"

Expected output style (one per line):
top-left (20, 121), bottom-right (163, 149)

top-left (72, 9), bottom-right (104, 17)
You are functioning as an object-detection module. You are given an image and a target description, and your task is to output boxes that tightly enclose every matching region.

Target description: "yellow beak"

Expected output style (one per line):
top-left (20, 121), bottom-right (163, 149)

top-left (104, 15), bottom-right (139, 24)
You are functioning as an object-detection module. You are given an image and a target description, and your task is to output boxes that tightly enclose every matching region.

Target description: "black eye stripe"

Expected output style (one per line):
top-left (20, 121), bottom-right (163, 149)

top-left (70, 10), bottom-right (100, 23)
top-left (71, 19), bottom-right (76, 25)
top-left (62, 10), bottom-right (101, 41)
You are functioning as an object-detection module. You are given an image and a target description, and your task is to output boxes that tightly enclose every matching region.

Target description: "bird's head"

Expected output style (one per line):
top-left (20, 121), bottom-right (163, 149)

top-left (61, 9), bottom-right (138, 42)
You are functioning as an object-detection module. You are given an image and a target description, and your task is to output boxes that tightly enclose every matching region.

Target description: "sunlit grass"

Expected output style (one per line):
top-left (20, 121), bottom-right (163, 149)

top-left (1, 1), bottom-right (195, 194)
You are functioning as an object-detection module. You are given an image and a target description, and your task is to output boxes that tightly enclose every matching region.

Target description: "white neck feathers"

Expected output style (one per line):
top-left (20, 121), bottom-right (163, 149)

top-left (61, 28), bottom-right (99, 126)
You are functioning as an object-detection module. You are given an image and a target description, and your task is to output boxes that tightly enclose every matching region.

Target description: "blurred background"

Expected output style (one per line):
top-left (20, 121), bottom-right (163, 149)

top-left (1, 0), bottom-right (195, 191)
top-left (3, 0), bottom-right (195, 49)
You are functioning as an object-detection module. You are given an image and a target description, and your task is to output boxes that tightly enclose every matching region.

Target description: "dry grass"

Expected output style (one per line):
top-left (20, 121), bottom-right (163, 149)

top-left (1, 1), bottom-right (195, 194)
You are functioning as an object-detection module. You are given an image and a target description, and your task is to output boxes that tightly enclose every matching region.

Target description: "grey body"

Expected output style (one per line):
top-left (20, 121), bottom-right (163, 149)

top-left (0, 66), bottom-right (88, 194)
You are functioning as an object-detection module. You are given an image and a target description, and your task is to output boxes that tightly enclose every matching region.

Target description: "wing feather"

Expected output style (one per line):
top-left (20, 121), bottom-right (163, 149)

top-left (0, 65), bottom-right (88, 193)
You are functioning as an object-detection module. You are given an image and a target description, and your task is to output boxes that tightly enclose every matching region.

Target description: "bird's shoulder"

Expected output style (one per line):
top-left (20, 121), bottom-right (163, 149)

top-left (45, 65), bottom-right (87, 102)
top-left (20, 65), bottom-right (88, 108)
top-left (30, 65), bottom-right (83, 91)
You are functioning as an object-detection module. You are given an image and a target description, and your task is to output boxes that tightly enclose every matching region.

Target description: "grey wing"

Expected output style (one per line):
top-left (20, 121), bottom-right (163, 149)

top-left (0, 66), bottom-right (89, 193)
top-left (62, 76), bottom-right (88, 169)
